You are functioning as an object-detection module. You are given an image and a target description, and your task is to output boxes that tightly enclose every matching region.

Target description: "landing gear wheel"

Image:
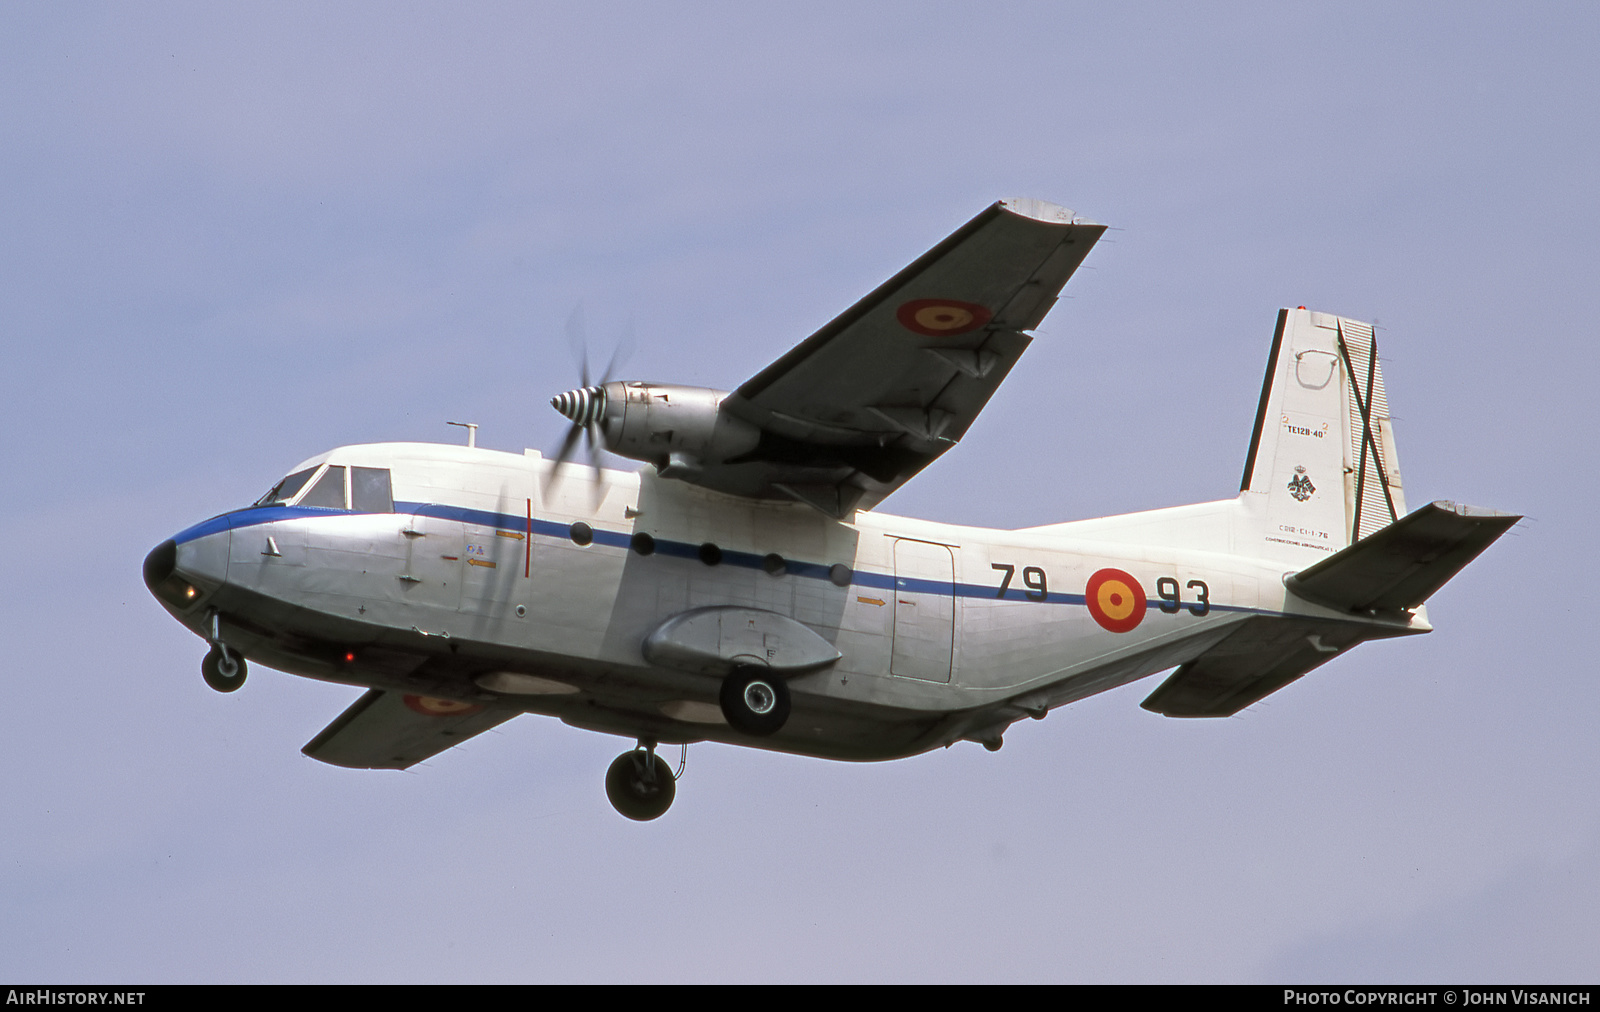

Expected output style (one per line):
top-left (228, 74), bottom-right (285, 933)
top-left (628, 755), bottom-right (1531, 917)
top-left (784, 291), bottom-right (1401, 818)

top-left (719, 666), bottom-right (790, 737)
top-left (202, 645), bottom-right (247, 693)
top-left (605, 750), bottom-right (676, 821)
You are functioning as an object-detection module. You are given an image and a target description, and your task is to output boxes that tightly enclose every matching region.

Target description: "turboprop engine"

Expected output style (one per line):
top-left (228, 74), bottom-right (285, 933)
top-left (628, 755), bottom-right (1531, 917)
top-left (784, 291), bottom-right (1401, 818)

top-left (550, 381), bottom-right (761, 480)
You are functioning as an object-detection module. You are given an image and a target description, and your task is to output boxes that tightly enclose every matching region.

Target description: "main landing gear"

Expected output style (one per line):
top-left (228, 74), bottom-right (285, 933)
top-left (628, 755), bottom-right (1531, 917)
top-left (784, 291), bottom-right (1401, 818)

top-left (719, 665), bottom-right (790, 737)
top-left (201, 644), bottom-right (247, 693)
top-left (605, 741), bottom-right (677, 821)
top-left (603, 664), bottom-right (788, 820)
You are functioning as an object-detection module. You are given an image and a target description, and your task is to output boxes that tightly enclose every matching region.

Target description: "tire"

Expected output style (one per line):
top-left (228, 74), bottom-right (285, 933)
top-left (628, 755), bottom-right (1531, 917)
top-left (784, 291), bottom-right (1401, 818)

top-left (719, 666), bottom-right (790, 737)
top-left (201, 646), bottom-right (247, 693)
top-left (604, 750), bottom-right (676, 821)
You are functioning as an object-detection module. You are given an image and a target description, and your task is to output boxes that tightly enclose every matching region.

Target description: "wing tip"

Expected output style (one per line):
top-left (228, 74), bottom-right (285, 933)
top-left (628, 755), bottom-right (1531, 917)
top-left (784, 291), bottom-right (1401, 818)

top-left (997, 197), bottom-right (1094, 226)
top-left (1429, 499), bottom-right (1524, 522)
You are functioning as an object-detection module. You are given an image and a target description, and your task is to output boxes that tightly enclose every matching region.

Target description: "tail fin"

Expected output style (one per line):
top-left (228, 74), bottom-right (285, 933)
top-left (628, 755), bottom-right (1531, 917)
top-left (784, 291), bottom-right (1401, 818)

top-left (1136, 312), bottom-right (1517, 719)
top-left (1240, 308), bottom-right (1406, 563)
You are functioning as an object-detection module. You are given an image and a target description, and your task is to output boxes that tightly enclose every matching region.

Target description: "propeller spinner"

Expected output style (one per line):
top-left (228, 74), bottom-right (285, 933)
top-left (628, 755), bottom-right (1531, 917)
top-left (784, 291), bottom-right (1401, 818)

top-left (551, 385), bottom-right (607, 427)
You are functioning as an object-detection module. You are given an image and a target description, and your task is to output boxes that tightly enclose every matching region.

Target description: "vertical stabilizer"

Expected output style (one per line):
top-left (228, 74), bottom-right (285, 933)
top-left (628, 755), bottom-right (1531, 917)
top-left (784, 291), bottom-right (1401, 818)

top-left (1240, 309), bottom-right (1406, 563)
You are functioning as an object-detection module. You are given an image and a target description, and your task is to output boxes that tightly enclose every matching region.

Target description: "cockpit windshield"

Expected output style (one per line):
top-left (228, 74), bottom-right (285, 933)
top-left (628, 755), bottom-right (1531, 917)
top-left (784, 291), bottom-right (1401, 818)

top-left (252, 467), bottom-right (318, 507)
top-left (249, 463), bottom-right (394, 512)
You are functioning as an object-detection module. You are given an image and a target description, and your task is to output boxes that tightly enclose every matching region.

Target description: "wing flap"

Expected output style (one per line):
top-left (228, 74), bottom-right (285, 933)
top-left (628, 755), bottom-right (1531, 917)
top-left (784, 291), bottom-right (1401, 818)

top-left (303, 689), bottom-right (519, 770)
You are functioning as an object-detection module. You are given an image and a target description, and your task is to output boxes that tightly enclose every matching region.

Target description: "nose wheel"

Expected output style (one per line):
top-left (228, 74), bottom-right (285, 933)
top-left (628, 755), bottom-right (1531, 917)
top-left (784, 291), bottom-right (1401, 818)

top-left (201, 644), bottom-right (247, 693)
top-left (605, 743), bottom-right (677, 821)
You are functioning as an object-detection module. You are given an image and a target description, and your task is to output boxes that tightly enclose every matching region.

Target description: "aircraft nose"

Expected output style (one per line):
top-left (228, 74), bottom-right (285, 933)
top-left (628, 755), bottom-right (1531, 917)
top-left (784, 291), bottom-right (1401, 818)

top-left (143, 539), bottom-right (177, 592)
top-left (144, 537), bottom-right (205, 610)
top-left (144, 530), bottom-right (229, 611)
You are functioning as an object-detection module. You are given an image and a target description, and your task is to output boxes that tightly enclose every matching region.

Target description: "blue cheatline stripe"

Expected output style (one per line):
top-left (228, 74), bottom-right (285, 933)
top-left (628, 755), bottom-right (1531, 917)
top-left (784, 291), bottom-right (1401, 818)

top-left (169, 501), bottom-right (1268, 617)
top-left (171, 504), bottom-right (354, 544)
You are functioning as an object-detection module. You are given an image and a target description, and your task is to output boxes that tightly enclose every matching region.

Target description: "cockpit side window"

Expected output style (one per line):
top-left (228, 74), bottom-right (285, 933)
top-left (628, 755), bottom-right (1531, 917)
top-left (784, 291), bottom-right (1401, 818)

top-left (351, 467), bottom-right (394, 513)
top-left (298, 465), bottom-right (348, 509)
top-left (253, 466), bottom-right (318, 508)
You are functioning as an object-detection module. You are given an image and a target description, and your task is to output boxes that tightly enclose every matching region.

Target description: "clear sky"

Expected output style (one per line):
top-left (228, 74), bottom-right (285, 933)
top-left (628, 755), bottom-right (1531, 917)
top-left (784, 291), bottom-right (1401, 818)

top-left (2, 1), bottom-right (1595, 983)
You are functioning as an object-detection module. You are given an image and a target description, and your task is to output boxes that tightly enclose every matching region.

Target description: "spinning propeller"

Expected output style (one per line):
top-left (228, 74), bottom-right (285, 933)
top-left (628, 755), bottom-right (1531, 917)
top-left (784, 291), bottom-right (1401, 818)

top-left (547, 305), bottom-right (631, 493)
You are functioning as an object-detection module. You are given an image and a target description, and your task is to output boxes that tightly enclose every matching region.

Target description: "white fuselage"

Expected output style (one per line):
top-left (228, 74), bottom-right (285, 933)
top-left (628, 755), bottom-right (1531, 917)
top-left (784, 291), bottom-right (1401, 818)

top-left (156, 440), bottom-right (1421, 760)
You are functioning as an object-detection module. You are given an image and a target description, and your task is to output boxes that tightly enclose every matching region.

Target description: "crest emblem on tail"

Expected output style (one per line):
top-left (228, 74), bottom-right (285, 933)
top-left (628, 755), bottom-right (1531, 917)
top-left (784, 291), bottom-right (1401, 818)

top-left (1288, 466), bottom-right (1315, 502)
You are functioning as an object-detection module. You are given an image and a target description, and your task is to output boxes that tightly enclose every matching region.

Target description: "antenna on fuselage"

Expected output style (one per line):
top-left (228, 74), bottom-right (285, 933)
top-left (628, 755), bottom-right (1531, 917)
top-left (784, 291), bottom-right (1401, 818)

top-left (446, 421), bottom-right (479, 448)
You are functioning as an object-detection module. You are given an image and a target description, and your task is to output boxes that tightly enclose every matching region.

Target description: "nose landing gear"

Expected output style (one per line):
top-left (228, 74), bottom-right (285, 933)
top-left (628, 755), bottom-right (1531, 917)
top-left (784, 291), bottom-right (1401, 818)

top-left (604, 741), bottom-right (677, 821)
top-left (201, 644), bottom-right (247, 693)
top-left (200, 610), bottom-right (247, 693)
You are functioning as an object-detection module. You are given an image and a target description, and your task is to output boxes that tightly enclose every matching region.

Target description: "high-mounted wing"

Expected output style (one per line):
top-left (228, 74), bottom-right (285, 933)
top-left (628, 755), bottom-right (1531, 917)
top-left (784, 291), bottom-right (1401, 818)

top-left (303, 689), bottom-right (519, 769)
top-left (714, 198), bottom-right (1104, 515)
top-left (562, 199), bottom-right (1092, 518)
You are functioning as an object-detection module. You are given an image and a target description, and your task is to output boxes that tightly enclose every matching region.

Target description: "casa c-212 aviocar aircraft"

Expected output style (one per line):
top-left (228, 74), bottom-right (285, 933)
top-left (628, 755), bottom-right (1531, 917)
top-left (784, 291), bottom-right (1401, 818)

top-left (143, 198), bottom-right (1518, 820)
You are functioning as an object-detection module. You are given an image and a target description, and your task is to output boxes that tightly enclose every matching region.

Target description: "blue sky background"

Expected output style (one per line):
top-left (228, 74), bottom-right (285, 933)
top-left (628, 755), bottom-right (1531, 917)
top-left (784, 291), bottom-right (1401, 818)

top-left (2, 2), bottom-right (1596, 982)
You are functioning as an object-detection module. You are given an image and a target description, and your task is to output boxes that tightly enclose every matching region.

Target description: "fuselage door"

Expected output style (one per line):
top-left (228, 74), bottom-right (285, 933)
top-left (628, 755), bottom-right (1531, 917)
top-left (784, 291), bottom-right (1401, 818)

top-left (890, 538), bottom-right (955, 683)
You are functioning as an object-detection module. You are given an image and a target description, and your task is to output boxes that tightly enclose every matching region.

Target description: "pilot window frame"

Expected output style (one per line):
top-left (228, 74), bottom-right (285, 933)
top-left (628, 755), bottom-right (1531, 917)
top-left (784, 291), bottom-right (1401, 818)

top-left (253, 466), bottom-right (319, 508)
top-left (296, 465), bottom-right (348, 509)
top-left (350, 466), bottom-right (394, 513)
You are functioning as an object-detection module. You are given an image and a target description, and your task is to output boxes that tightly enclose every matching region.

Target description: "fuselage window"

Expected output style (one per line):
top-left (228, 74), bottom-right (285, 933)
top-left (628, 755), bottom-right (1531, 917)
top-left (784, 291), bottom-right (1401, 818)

top-left (351, 467), bottom-right (394, 513)
top-left (298, 465), bottom-right (348, 509)
top-left (253, 467), bottom-right (317, 508)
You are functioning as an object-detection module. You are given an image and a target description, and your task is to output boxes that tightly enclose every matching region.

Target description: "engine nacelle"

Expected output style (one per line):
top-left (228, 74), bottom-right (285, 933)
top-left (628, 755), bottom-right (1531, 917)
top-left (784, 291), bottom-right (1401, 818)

top-left (594, 381), bottom-right (760, 478)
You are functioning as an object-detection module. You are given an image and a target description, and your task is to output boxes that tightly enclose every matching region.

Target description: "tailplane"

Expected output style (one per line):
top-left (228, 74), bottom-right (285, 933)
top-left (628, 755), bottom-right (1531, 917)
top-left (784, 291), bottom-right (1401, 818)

top-left (1285, 500), bottom-right (1519, 615)
top-left (1141, 500), bottom-right (1519, 717)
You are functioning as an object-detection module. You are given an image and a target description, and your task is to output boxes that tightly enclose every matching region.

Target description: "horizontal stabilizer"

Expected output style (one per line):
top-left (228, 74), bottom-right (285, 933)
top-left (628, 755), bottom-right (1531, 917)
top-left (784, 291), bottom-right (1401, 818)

top-left (1285, 500), bottom-right (1519, 614)
top-left (303, 689), bottom-right (519, 770)
top-left (1140, 616), bottom-right (1382, 718)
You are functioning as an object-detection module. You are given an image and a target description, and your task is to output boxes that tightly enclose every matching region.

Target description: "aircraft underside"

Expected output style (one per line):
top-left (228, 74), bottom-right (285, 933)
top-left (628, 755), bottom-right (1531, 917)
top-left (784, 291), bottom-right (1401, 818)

top-left (174, 578), bottom-right (962, 764)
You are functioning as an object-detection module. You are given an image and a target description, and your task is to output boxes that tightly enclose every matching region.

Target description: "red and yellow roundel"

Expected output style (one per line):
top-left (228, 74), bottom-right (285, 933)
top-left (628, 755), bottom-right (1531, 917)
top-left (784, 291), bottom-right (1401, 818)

top-left (403, 694), bottom-right (484, 717)
top-left (1085, 568), bottom-right (1147, 633)
top-left (896, 298), bottom-right (992, 336)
